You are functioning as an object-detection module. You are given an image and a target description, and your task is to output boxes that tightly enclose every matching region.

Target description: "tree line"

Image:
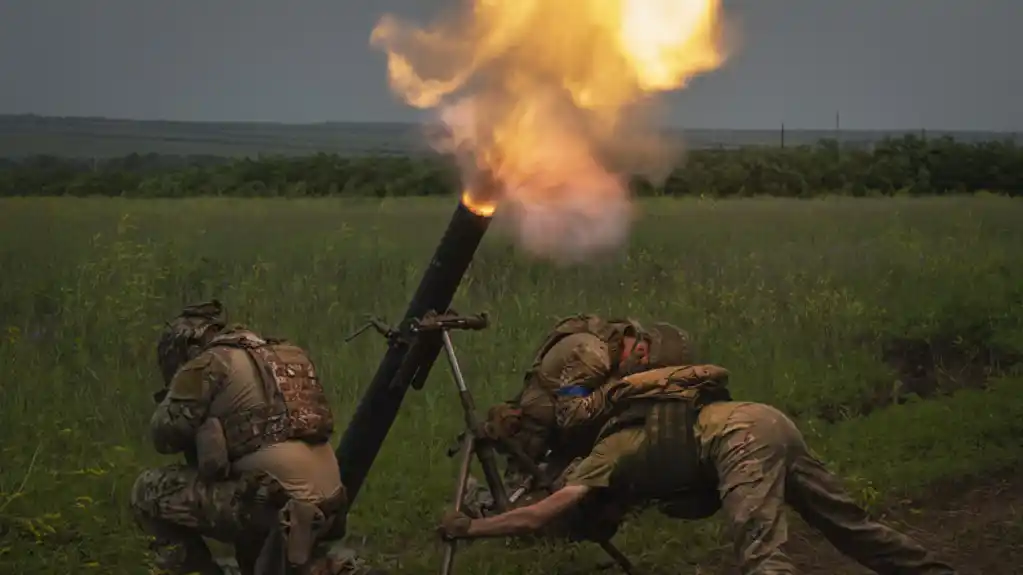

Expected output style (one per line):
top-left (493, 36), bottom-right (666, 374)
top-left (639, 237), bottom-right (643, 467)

top-left (1, 135), bottom-right (1020, 198)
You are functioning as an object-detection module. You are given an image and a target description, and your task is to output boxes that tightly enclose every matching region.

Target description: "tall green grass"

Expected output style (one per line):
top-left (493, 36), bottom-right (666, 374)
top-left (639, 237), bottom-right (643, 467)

top-left (1, 196), bottom-right (1021, 573)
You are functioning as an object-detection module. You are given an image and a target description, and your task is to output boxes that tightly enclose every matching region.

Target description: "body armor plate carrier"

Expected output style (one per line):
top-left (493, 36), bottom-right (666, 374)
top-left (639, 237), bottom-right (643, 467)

top-left (211, 333), bottom-right (335, 461)
top-left (599, 364), bottom-right (732, 501)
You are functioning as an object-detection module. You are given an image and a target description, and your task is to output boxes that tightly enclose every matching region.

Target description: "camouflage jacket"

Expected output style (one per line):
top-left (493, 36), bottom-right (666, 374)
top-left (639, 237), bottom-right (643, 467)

top-left (150, 345), bottom-right (233, 456)
top-left (538, 331), bottom-right (614, 391)
top-left (149, 327), bottom-right (272, 456)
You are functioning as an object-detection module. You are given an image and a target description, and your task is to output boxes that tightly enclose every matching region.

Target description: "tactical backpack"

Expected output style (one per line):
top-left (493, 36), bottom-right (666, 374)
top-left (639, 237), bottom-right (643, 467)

top-left (207, 331), bottom-right (335, 461)
top-left (523, 314), bottom-right (644, 393)
top-left (598, 364), bottom-right (732, 508)
top-left (501, 315), bottom-right (645, 473)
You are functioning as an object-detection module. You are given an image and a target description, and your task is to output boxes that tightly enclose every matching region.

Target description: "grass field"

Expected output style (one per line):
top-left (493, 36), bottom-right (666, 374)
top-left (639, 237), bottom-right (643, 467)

top-left (2, 195), bottom-right (1022, 574)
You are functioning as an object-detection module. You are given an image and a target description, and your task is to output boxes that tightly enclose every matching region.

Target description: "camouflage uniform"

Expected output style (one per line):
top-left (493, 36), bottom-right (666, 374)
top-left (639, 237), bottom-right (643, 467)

top-left (462, 320), bottom-right (694, 530)
top-left (558, 367), bottom-right (958, 575)
top-left (132, 302), bottom-right (379, 575)
top-left (460, 316), bottom-right (642, 518)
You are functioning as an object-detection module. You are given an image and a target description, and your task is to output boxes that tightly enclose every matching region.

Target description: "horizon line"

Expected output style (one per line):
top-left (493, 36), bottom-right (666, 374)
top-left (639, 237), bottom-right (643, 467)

top-left (0, 113), bottom-right (1017, 134)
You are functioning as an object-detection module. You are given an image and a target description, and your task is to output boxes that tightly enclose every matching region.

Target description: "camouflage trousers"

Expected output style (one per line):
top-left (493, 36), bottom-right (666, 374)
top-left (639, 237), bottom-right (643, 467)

top-left (130, 464), bottom-right (376, 575)
top-left (708, 403), bottom-right (957, 575)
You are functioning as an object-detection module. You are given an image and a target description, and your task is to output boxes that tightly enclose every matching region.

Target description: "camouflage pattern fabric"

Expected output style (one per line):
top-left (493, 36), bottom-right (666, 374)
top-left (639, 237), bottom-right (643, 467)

top-left (156, 300), bottom-right (229, 387)
top-left (523, 315), bottom-right (641, 393)
top-left (645, 322), bottom-right (693, 368)
top-left (554, 364), bottom-right (731, 431)
top-left (497, 332), bottom-right (617, 476)
top-left (130, 464), bottom-right (282, 574)
top-left (141, 306), bottom-right (368, 575)
top-left (488, 316), bottom-right (653, 480)
top-left (556, 388), bottom-right (957, 574)
top-left (150, 350), bottom-right (224, 458)
top-left (704, 402), bottom-right (957, 574)
top-left (149, 327), bottom-right (344, 498)
top-left (130, 465), bottom-right (374, 575)
top-left (539, 331), bottom-right (614, 391)
top-left (211, 334), bottom-right (335, 459)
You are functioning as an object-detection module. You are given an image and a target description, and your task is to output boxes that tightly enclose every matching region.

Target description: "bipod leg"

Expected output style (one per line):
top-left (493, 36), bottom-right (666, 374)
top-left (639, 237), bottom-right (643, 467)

top-left (439, 330), bottom-right (509, 510)
top-left (440, 432), bottom-right (474, 575)
top-left (596, 540), bottom-right (638, 575)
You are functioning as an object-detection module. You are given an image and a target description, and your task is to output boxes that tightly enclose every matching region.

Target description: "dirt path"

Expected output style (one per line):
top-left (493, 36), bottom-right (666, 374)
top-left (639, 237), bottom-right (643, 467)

top-left (699, 466), bottom-right (1023, 575)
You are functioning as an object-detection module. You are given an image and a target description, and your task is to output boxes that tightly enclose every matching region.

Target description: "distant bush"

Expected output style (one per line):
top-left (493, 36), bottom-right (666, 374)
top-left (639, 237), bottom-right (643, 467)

top-left (1, 135), bottom-right (1020, 198)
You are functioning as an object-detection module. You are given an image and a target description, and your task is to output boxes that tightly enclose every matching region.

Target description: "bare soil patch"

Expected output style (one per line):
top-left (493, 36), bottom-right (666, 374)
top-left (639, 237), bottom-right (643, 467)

top-left (816, 329), bottom-right (1021, 423)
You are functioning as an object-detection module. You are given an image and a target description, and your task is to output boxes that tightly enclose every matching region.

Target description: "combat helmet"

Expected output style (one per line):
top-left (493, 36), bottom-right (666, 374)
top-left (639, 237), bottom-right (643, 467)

top-left (646, 322), bottom-right (693, 368)
top-left (605, 317), bottom-right (648, 372)
top-left (156, 300), bottom-right (227, 385)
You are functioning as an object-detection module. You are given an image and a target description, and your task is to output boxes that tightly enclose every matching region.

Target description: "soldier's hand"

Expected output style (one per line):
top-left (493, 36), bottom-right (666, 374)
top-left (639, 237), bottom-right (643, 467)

top-left (437, 509), bottom-right (473, 541)
top-left (483, 404), bottom-right (522, 439)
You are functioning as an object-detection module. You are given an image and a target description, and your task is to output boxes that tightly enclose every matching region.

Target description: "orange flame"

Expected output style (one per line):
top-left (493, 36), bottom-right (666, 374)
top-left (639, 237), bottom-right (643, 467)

top-left (372, 1), bottom-right (732, 261)
top-left (460, 190), bottom-right (496, 217)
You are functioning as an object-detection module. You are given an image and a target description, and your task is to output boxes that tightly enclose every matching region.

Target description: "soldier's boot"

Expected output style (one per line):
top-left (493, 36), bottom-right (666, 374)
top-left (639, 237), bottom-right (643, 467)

top-left (786, 452), bottom-right (958, 574)
top-left (296, 543), bottom-right (388, 575)
top-left (305, 553), bottom-right (389, 575)
top-left (144, 522), bottom-right (225, 575)
top-left (459, 475), bottom-right (494, 518)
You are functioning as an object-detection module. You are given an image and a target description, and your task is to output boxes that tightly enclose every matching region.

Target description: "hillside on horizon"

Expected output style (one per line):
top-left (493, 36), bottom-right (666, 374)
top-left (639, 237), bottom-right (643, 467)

top-left (0, 114), bottom-right (1018, 159)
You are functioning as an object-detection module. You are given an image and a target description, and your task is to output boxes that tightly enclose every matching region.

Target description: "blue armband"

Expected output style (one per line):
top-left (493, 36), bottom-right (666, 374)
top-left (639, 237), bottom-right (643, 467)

top-left (556, 385), bottom-right (592, 397)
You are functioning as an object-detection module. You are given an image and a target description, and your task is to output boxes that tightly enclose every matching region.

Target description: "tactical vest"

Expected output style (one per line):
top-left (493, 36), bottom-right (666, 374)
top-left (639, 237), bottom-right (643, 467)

top-left (600, 365), bottom-right (731, 502)
top-left (207, 332), bottom-right (335, 461)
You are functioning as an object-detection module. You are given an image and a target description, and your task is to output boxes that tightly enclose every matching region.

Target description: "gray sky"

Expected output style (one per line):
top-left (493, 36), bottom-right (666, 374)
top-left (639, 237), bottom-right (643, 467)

top-left (0, 0), bottom-right (1019, 130)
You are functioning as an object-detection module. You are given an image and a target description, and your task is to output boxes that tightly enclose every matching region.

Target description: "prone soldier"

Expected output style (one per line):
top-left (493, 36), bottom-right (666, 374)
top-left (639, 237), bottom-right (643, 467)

top-left (439, 342), bottom-right (959, 574)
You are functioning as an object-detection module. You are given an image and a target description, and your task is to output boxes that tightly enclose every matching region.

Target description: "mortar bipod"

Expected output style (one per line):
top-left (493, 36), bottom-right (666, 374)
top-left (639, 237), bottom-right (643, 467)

top-left (422, 312), bottom-right (513, 575)
top-left (433, 315), bottom-right (638, 575)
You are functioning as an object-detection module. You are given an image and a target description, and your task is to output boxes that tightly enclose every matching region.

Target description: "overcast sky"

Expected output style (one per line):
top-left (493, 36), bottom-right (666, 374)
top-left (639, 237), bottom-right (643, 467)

top-left (0, 0), bottom-right (1019, 130)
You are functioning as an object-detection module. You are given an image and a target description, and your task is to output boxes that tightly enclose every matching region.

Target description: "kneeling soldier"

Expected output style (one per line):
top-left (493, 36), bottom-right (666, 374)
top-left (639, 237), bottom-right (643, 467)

top-left (131, 301), bottom-right (381, 575)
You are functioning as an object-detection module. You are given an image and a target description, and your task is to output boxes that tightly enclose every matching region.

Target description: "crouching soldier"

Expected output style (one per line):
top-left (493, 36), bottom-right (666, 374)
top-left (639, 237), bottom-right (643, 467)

top-left (130, 301), bottom-right (382, 575)
top-left (438, 361), bottom-right (959, 575)
top-left (460, 319), bottom-right (695, 546)
top-left (458, 313), bottom-right (666, 518)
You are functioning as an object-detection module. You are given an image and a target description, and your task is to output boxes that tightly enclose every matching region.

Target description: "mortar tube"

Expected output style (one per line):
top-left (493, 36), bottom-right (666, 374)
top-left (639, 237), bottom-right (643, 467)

top-left (335, 199), bottom-right (493, 507)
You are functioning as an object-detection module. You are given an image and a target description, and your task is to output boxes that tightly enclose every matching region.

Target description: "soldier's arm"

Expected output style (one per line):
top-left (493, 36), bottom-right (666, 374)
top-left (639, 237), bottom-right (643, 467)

top-left (464, 484), bottom-right (592, 537)
top-left (149, 353), bottom-right (223, 455)
top-left (554, 372), bottom-right (697, 429)
top-left (461, 435), bottom-right (623, 538)
top-left (554, 384), bottom-right (616, 430)
top-left (550, 339), bottom-right (615, 430)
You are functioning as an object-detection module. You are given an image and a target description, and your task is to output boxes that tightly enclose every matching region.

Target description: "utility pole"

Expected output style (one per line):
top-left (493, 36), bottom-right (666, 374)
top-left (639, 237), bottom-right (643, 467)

top-left (835, 110), bottom-right (842, 155)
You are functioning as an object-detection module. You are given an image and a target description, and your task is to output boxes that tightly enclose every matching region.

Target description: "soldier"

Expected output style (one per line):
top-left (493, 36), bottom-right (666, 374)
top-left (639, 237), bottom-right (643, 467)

top-left (438, 360), bottom-right (958, 574)
top-left (460, 318), bottom-right (693, 528)
top-left (130, 301), bottom-right (381, 575)
top-left (457, 314), bottom-right (653, 516)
